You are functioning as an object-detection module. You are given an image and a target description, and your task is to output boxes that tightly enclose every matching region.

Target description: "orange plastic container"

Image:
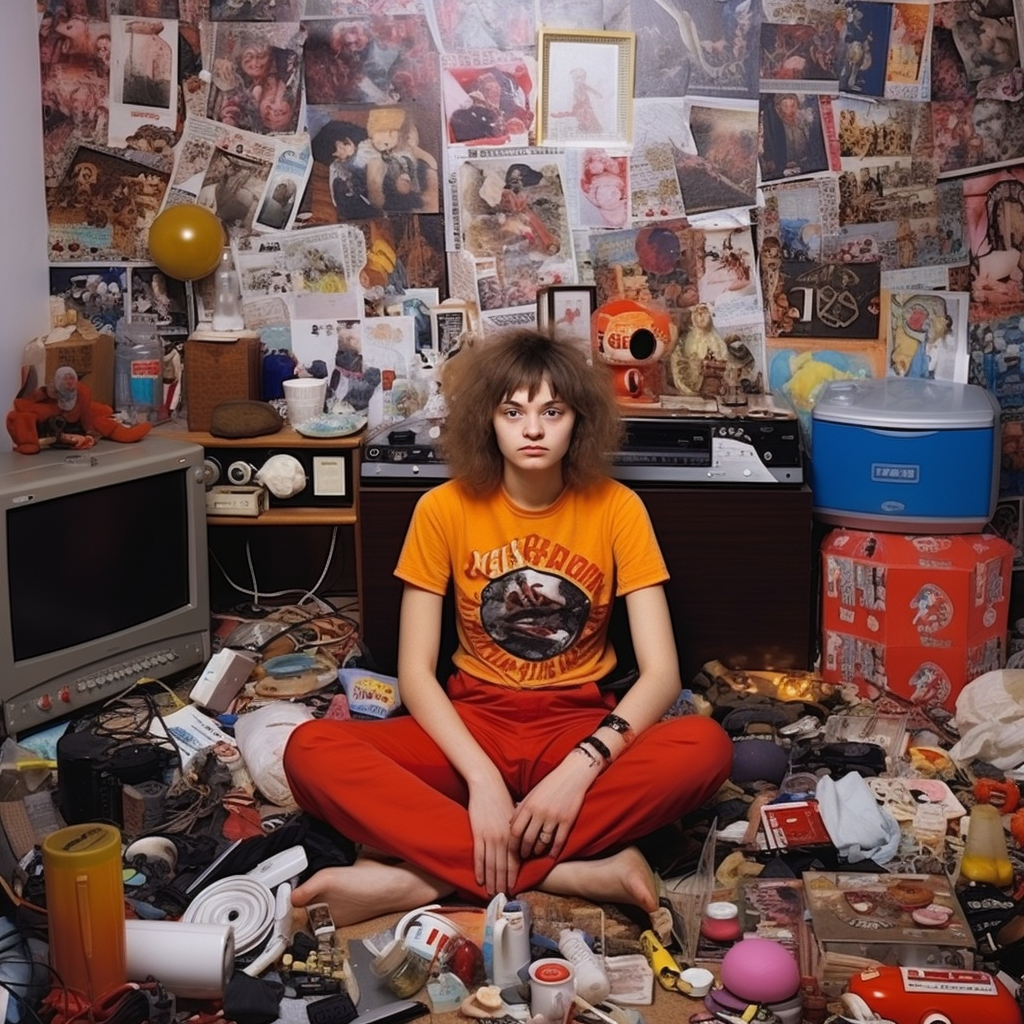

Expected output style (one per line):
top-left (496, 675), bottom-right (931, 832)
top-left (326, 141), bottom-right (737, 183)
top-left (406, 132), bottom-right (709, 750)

top-left (41, 824), bottom-right (126, 1001)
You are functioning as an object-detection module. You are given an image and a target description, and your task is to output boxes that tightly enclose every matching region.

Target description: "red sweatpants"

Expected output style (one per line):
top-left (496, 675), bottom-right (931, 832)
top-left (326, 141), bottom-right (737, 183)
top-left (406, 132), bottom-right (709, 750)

top-left (283, 672), bottom-right (732, 902)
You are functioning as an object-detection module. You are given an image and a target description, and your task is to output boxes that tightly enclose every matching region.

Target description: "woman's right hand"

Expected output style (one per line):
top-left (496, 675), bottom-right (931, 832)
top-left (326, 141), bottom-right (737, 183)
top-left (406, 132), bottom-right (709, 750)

top-left (468, 776), bottom-right (519, 896)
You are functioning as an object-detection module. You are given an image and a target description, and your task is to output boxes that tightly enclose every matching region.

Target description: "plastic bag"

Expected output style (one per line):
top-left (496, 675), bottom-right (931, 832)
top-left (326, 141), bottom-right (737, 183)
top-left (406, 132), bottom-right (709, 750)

top-left (233, 702), bottom-right (313, 809)
top-left (949, 669), bottom-right (1024, 773)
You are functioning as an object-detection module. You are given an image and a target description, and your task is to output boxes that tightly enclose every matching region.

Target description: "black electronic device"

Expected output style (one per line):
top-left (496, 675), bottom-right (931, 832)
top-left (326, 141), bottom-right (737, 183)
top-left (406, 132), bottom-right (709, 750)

top-left (361, 395), bottom-right (803, 484)
top-left (56, 726), bottom-right (171, 826)
top-left (613, 392), bottom-right (803, 483)
top-left (361, 416), bottom-right (447, 481)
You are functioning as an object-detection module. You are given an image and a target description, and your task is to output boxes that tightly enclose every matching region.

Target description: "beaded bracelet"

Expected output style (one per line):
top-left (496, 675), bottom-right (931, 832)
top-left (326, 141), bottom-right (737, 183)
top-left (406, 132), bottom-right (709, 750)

top-left (599, 712), bottom-right (635, 745)
top-left (580, 734), bottom-right (612, 762)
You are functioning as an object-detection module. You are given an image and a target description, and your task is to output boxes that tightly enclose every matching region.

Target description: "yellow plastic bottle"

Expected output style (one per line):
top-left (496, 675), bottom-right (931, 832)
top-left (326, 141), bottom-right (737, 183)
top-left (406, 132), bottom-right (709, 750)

top-left (960, 803), bottom-right (1014, 888)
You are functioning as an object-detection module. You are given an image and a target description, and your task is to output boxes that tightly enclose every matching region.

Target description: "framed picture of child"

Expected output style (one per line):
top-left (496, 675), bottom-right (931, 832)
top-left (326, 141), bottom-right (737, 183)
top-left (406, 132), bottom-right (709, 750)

top-left (537, 285), bottom-right (596, 355)
top-left (537, 29), bottom-right (635, 147)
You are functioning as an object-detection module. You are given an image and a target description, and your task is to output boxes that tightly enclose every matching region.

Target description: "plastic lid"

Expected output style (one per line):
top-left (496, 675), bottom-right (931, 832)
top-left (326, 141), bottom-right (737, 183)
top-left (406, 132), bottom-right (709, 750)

top-left (811, 378), bottom-right (996, 430)
top-left (704, 901), bottom-right (739, 920)
top-left (41, 823), bottom-right (122, 869)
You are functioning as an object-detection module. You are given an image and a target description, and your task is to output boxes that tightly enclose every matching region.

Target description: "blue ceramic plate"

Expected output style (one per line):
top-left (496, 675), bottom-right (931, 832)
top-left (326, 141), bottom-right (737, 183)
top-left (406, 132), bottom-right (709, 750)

top-left (294, 412), bottom-right (368, 438)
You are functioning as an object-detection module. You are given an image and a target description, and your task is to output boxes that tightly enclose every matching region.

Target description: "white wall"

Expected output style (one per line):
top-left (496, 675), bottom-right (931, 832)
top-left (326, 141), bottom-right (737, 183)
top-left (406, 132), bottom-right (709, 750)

top-left (1, 6), bottom-right (51, 396)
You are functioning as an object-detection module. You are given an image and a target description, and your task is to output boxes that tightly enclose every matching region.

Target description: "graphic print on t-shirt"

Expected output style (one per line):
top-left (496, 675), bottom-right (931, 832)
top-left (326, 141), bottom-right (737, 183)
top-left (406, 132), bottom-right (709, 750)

top-left (480, 569), bottom-right (590, 662)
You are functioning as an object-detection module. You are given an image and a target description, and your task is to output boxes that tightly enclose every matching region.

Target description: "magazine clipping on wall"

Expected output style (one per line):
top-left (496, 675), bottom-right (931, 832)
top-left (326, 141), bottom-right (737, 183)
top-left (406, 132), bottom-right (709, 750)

top-left (161, 114), bottom-right (312, 237)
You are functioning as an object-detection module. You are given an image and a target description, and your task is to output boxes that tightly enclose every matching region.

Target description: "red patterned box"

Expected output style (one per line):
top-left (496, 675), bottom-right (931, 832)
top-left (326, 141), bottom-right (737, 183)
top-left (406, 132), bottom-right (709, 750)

top-left (820, 529), bottom-right (1013, 711)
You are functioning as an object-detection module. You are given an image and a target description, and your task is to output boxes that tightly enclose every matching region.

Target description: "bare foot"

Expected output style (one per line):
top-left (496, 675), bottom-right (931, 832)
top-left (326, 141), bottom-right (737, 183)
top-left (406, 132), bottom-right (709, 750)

top-left (290, 855), bottom-right (455, 927)
top-left (538, 846), bottom-right (660, 913)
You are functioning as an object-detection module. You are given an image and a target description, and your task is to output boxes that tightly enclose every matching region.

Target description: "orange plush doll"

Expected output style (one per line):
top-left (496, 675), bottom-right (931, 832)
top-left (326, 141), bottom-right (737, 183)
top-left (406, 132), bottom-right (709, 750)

top-left (7, 365), bottom-right (151, 455)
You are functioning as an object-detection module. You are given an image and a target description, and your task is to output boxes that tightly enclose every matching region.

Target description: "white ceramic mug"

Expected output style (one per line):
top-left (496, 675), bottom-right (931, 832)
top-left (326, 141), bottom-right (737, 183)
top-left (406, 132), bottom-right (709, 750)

top-left (529, 957), bottom-right (575, 1024)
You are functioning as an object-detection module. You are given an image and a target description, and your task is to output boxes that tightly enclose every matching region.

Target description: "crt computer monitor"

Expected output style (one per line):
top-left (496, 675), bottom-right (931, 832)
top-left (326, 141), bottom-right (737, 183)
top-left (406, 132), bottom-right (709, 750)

top-left (0, 434), bottom-right (211, 737)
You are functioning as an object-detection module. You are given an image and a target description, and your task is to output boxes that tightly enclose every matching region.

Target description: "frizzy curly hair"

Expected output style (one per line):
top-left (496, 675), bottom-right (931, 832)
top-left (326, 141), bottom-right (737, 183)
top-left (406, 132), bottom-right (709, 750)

top-left (437, 329), bottom-right (624, 493)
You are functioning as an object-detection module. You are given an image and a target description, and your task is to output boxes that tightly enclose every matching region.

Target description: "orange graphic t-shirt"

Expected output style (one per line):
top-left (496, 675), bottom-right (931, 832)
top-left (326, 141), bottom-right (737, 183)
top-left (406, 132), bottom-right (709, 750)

top-left (395, 478), bottom-right (669, 688)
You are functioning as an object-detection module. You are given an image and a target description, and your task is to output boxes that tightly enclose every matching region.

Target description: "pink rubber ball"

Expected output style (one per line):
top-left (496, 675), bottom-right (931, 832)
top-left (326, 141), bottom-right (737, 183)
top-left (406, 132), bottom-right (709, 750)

top-left (720, 936), bottom-right (801, 1004)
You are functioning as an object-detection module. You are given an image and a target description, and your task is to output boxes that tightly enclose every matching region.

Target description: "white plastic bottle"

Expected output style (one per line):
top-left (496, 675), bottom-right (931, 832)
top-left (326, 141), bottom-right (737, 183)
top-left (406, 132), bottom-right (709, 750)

top-left (557, 928), bottom-right (610, 1005)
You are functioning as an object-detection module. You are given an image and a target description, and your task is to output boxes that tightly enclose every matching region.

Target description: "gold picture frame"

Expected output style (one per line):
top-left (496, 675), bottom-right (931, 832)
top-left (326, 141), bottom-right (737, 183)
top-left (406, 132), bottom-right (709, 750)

top-left (536, 29), bottom-right (636, 148)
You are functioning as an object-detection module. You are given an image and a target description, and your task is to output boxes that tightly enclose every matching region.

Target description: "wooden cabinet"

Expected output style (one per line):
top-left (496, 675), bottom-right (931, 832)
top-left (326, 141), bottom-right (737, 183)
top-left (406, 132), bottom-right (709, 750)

top-left (176, 428), bottom-right (364, 617)
top-left (360, 483), bottom-right (814, 684)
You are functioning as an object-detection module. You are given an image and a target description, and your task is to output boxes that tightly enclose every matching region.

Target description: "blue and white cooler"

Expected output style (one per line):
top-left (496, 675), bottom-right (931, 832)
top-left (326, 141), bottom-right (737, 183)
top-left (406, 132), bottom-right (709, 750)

top-left (810, 377), bottom-right (1000, 533)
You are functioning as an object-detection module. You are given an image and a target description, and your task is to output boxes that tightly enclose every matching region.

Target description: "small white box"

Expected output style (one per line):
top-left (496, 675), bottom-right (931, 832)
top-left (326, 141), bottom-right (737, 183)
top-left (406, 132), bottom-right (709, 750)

top-left (189, 649), bottom-right (258, 713)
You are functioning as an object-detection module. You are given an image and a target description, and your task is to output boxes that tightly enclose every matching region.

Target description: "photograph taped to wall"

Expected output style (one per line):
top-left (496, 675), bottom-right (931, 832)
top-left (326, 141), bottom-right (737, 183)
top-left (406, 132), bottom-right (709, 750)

top-left (128, 266), bottom-right (189, 335)
top-left (963, 166), bottom-right (1024, 320)
top-left (50, 265), bottom-right (128, 333)
top-left (163, 114), bottom-right (312, 240)
top-left (384, 289), bottom-right (438, 363)
top-left (47, 146), bottom-right (169, 262)
top-left (590, 218), bottom-right (703, 315)
top-left (695, 225), bottom-right (761, 327)
top-left (428, 0), bottom-right (536, 54)
top-left (885, 2), bottom-right (930, 98)
top-left (455, 154), bottom-right (573, 278)
top-left (38, 3), bottom-right (111, 186)
top-left (605, 0), bottom-right (760, 100)
top-left (839, 1), bottom-right (891, 98)
top-left (675, 100), bottom-right (758, 217)
top-left (759, 92), bottom-right (832, 184)
top-left (301, 12), bottom-right (437, 106)
top-left (442, 50), bottom-right (536, 147)
top-left (204, 21), bottom-right (304, 136)
top-left (769, 256), bottom-right (881, 340)
top-left (235, 224), bottom-right (366, 323)
top-left (886, 290), bottom-right (969, 382)
top-left (629, 98), bottom-right (689, 223)
top-left (933, 98), bottom-right (1024, 179)
top-left (933, 0), bottom-right (1024, 105)
top-left (565, 148), bottom-right (630, 230)
top-left (430, 304), bottom-right (469, 355)
top-left (758, 17), bottom-right (842, 93)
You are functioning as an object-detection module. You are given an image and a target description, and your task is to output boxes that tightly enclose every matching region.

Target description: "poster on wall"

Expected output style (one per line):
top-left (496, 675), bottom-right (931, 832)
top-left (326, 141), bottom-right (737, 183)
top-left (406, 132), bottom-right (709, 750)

top-left (107, 15), bottom-right (179, 149)
top-left (47, 146), bottom-right (169, 263)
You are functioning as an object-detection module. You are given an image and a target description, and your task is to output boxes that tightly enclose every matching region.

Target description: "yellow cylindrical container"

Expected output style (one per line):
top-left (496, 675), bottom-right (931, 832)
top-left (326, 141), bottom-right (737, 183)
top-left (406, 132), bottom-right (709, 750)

top-left (960, 803), bottom-right (1014, 888)
top-left (41, 824), bottom-right (126, 1001)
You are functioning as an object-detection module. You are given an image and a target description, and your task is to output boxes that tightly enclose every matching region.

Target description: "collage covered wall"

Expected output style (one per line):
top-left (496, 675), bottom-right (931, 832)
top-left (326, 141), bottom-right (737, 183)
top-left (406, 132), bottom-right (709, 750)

top-left (35, 0), bottom-right (1024, 541)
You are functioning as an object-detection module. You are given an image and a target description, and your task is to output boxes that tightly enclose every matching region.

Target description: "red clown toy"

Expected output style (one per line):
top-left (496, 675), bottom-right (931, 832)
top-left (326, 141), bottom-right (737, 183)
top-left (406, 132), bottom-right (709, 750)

top-left (7, 365), bottom-right (150, 455)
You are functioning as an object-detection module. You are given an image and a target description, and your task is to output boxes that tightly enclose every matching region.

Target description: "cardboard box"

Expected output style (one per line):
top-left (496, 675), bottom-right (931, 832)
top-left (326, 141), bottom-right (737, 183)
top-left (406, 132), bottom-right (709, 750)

top-left (820, 529), bottom-right (1013, 710)
top-left (19, 327), bottom-right (115, 407)
top-left (184, 331), bottom-right (261, 432)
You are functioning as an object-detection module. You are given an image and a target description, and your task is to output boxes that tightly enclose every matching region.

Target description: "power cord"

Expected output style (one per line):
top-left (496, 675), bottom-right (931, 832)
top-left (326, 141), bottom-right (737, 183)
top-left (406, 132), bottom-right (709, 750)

top-left (210, 526), bottom-right (342, 606)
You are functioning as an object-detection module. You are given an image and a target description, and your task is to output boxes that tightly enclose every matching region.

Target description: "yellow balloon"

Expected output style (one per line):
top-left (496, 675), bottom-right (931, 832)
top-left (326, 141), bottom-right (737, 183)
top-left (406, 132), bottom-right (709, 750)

top-left (147, 205), bottom-right (225, 281)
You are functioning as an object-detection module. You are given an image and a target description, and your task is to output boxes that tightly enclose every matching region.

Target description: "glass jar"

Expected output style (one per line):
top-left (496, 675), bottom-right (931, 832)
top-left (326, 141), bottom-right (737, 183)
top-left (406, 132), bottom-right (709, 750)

top-left (371, 938), bottom-right (432, 998)
top-left (700, 901), bottom-right (742, 943)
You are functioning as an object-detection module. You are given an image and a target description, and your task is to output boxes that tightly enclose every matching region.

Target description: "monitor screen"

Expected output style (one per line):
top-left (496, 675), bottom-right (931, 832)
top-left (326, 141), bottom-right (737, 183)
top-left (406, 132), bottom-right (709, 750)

top-left (7, 470), bottom-right (190, 662)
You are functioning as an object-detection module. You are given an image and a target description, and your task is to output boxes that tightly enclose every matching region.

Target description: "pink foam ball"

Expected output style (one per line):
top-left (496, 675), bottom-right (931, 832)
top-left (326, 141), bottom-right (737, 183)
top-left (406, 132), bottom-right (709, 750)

top-left (720, 936), bottom-right (801, 1004)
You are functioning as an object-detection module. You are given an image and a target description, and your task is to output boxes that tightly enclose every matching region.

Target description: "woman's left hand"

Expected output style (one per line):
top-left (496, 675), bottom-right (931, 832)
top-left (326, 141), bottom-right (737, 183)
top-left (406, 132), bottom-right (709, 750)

top-left (509, 755), bottom-right (594, 861)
